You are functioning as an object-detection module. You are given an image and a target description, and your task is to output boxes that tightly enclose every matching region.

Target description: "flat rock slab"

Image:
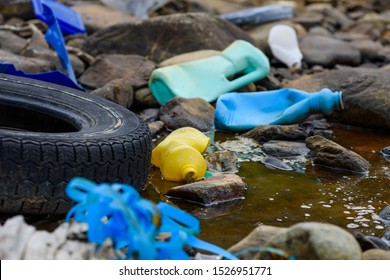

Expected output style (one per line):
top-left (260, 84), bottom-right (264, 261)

top-left (262, 140), bottom-right (310, 158)
top-left (82, 12), bottom-right (254, 63)
top-left (0, 49), bottom-right (54, 73)
top-left (166, 173), bottom-right (247, 206)
top-left (306, 135), bottom-right (370, 174)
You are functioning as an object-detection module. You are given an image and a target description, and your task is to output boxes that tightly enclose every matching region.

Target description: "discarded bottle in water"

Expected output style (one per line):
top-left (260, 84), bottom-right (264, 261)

top-left (268, 24), bottom-right (303, 69)
top-left (152, 127), bottom-right (210, 182)
top-left (220, 5), bottom-right (294, 26)
top-left (149, 40), bottom-right (270, 105)
top-left (215, 88), bottom-right (343, 131)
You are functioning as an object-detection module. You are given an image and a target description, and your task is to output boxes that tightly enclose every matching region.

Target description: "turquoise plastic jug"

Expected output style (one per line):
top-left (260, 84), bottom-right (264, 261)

top-left (149, 40), bottom-right (270, 105)
top-left (215, 88), bottom-right (343, 131)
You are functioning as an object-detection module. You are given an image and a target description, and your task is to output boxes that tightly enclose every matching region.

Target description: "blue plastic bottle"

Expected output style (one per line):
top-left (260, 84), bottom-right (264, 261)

top-left (214, 88), bottom-right (343, 131)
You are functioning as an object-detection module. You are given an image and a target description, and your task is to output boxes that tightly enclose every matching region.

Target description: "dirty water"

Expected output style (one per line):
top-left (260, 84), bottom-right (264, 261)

top-left (144, 125), bottom-right (390, 249)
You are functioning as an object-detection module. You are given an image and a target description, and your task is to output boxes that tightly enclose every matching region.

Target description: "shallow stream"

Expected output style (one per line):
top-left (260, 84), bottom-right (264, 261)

top-left (144, 125), bottom-right (390, 249)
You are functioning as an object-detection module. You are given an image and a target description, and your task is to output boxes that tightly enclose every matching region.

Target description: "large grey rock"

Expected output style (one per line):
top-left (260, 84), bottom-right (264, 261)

top-left (79, 54), bottom-right (155, 90)
top-left (285, 68), bottom-right (390, 131)
top-left (158, 97), bottom-right (215, 132)
top-left (306, 135), bottom-right (370, 174)
top-left (257, 222), bottom-right (362, 260)
top-left (82, 12), bottom-right (254, 63)
top-left (300, 34), bottom-right (361, 67)
top-left (166, 173), bottom-right (247, 206)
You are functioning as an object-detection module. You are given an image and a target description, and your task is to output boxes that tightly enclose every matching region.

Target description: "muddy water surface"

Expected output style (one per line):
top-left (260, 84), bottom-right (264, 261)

top-left (144, 125), bottom-right (390, 249)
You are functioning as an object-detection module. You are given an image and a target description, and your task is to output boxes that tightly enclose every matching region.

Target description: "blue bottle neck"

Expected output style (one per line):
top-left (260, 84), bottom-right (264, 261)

top-left (308, 89), bottom-right (343, 114)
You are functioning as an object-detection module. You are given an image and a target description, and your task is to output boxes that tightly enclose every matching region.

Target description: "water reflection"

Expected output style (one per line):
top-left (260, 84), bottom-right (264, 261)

top-left (143, 126), bottom-right (390, 249)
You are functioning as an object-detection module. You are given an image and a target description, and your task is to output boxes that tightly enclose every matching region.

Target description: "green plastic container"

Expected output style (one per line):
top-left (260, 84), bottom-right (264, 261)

top-left (149, 40), bottom-right (270, 105)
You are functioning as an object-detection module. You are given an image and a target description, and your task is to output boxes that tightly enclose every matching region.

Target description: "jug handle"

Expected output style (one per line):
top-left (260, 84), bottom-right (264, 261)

top-left (227, 69), bottom-right (264, 89)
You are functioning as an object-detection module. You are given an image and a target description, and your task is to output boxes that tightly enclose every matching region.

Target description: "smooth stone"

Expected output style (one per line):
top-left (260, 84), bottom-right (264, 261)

top-left (349, 39), bottom-right (384, 61)
top-left (166, 174), bottom-right (247, 206)
top-left (300, 34), bottom-right (361, 67)
top-left (362, 249), bottom-right (390, 260)
top-left (260, 156), bottom-right (293, 171)
top-left (79, 54), bottom-right (155, 90)
top-left (243, 124), bottom-right (309, 143)
top-left (0, 0), bottom-right (34, 19)
top-left (158, 97), bottom-right (215, 132)
top-left (0, 49), bottom-right (55, 73)
top-left (89, 78), bottom-right (134, 109)
top-left (257, 222), bottom-right (362, 260)
top-left (137, 108), bottom-right (160, 123)
top-left (0, 30), bottom-right (27, 54)
top-left (353, 231), bottom-right (390, 251)
top-left (228, 225), bottom-right (287, 260)
top-left (306, 135), bottom-right (370, 174)
top-left (133, 87), bottom-right (160, 109)
top-left (148, 121), bottom-right (165, 138)
top-left (262, 140), bottom-right (310, 158)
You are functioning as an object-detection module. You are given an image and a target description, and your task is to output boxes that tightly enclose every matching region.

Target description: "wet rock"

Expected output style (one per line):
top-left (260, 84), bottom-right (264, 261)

top-left (192, 199), bottom-right (243, 220)
top-left (260, 156), bottom-right (293, 171)
top-left (243, 124), bottom-right (309, 143)
top-left (294, 11), bottom-right (324, 30)
top-left (205, 150), bottom-right (239, 174)
top-left (82, 12), bottom-right (254, 63)
top-left (362, 249), bottom-right (390, 260)
top-left (73, 3), bottom-right (140, 34)
top-left (353, 231), bottom-right (389, 251)
top-left (306, 135), bottom-right (370, 174)
top-left (299, 117), bottom-right (335, 139)
top-left (89, 79), bottom-right (134, 108)
top-left (0, 49), bottom-right (55, 73)
top-left (285, 68), bottom-right (390, 131)
top-left (166, 174), bottom-right (247, 206)
top-left (262, 140), bottom-right (310, 158)
top-left (0, 0), bottom-right (34, 20)
top-left (158, 97), bottom-right (215, 132)
top-left (148, 121), bottom-right (165, 138)
top-left (228, 225), bottom-right (287, 260)
top-left (378, 205), bottom-right (390, 224)
top-left (133, 87), bottom-right (160, 109)
top-left (159, 50), bottom-right (221, 67)
top-left (257, 222), bottom-right (362, 260)
top-left (0, 215), bottom-right (117, 260)
top-left (300, 34), bottom-right (361, 67)
top-left (349, 39), bottom-right (384, 62)
top-left (380, 146), bottom-right (390, 161)
top-left (79, 54), bottom-right (155, 90)
top-left (0, 30), bottom-right (27, 54)
top-left (137, 108), bottom-right (160, 123)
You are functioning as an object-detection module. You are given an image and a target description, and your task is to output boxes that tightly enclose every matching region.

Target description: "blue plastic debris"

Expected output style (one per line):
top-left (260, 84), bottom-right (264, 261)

top-left (220, 5), bottom-right (294, 26)
top-left (65, 177), bottom-right (238, 260)
top-left (32, 0), bottom-right (86, 35)
top-left (0, 63), bottom-right (84, 91)
top-left (32, 0), bottom-right (82, 84)
top-left (215, 88), bottom-right (343, 132)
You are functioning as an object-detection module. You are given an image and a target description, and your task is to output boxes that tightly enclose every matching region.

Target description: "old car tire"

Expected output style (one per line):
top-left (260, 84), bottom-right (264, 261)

top-left (0, 74), bottom-right (152, 214)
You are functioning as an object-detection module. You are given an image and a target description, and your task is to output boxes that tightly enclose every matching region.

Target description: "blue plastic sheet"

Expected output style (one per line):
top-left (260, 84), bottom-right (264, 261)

top-left (0, 63), bottom-right (84, 91)
top-left (65, 177), bottom-right (238, 260)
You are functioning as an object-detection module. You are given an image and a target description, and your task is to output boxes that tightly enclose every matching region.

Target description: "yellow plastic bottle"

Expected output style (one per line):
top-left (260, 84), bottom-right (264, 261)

top-left (151, 127), bottom-right (210, 181)
top-left (151, 127), bottom-right (210, 168)
top-left (158, 139), bottom-right (207, 182)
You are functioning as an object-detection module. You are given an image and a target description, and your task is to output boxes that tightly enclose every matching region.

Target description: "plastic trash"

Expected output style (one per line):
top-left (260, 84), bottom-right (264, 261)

top-left (101, 0), bottom-right (169, 18)
top-left (32, 0), bottom-right (86, 35)
top-left (220, 5), bottom-right (294, 26)
top-left (149, 40), bottom-right (270, 105)
top-left (152, 127), bottom-right (210, 182)
top-left (0, 63), bottom-right (84, 91)
top-left (32, 0), bottom-right (81, 84)
top-left (215, 88), bottom-right (343, 132)
top-left (66, 177), bottom-right (238, 260)
top-left (268, 24), bottom-right (303, 69)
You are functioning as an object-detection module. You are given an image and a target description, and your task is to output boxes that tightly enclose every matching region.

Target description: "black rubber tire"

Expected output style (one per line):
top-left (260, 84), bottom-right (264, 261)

top-left (0, 74), bottom-right (152, 214)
